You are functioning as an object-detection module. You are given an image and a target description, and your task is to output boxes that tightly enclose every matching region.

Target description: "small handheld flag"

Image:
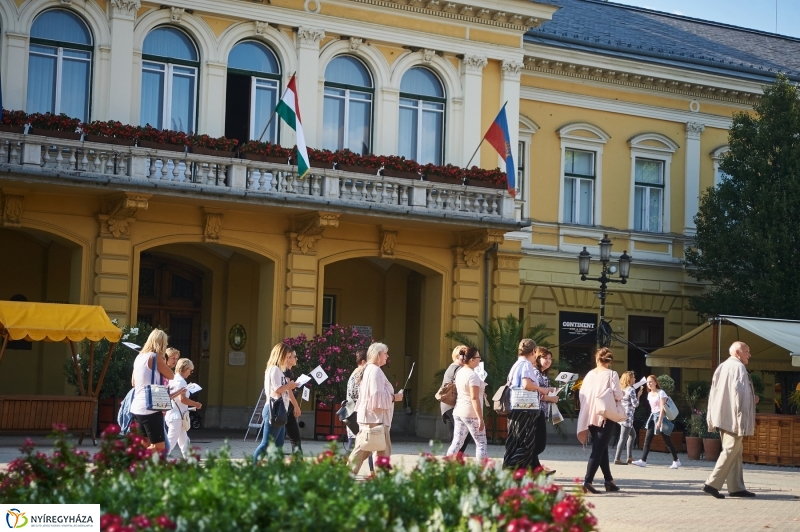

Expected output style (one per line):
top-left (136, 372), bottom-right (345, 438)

top-left (483, 103), bottom-right (516, 197)
top-left (274, 74), bottom-right (310, 178)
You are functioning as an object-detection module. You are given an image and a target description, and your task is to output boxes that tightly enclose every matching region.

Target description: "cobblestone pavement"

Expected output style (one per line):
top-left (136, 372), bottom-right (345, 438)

top-left (1, 431), bottom-right (798, 531)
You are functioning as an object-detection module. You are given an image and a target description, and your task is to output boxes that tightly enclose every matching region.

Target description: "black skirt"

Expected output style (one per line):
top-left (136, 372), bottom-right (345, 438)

top-left (503, 409), bottom-right (543, 470)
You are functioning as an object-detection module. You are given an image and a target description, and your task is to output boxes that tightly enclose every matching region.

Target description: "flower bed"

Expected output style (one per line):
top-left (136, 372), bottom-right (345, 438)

top-left (0, 426), bottom-right (598, 531)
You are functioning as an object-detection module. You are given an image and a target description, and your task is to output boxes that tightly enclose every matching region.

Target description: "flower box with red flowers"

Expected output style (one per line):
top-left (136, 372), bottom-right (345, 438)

top-left (81, 120), bottom-right (137, 146)
top-left (239, 140), bottom-right (292, 163)
top-left (1, 109), bottom-right (28, 133)
top-left (307, 147), bottom-right (337, 169)
top-left (136, 125), bottom-right (189, 152)
top-left (188, 134), bottom-right (239, 158)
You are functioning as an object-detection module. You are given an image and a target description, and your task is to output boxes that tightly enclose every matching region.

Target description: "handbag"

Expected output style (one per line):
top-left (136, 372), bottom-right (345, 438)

top-left (359, 424), bottom-right (387, 453)
top-left (663, 395), bottom-right (679, 421)
top-left (492, 384), bottom-right (511, 415)
top-left (435, 366), bottom-right (460, 407)
top-left (595, 372), bottom-right (627, 423)
top-left (144, 354), bottom-right (171, 412)
top-left (269, 397), bottom-right (288, 428)
top-left (172, 398), bottom-right (191, 432)
top-left (510, 361), bottom-right (540, 411)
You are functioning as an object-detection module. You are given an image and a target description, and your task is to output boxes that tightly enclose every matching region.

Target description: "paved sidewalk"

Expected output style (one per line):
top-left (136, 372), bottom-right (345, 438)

top-left (1, 431), bottom-right (798, 531)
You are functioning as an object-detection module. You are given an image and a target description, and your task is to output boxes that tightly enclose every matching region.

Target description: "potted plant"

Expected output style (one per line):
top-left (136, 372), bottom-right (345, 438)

top-left (239, 140), bottom-right (292, 163)
top-left (335, 148), bottom-right (378, 175)
top-left (188, 134), bottom-right (239, 157)
top-left (80, 120), bottom-right (137, 146)
top-left (379, 154), bottom-right (421, 180)
top-left (27, 112), bottom-right (82, 140)
top-left (136, 124), bottom-right (188, 152)
top-left (63, 322), bottom-right (153, 433)
top-left (0, 109), bottom-right (28, 133)
top-left (685, 408), bottom-right (705, 459)
top-left (463, 166), bottom-right (508, 190)
top-left (283, 325), bottom-right (373, 440)
top-left (703, 427), bottom-right (722, 461)
top-left (307, 147), bottom-right (336, 169)
top-left (422, 163), bottom-right (464, 185)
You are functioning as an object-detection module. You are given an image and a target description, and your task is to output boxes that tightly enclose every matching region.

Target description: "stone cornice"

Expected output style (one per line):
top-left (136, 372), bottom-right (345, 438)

top-left (346, 0), bottom-right (556, 32)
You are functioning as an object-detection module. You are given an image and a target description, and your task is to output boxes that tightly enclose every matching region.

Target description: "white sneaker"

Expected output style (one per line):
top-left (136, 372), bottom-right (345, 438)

top-left (632, 459), bottom-right (647, 468)
top-left (670, 460), bottom-right (681, 469)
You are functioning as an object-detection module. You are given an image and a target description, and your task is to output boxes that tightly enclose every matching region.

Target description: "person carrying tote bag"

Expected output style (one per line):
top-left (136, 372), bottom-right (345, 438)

top-left (632, 375), bottom-right (681, 470)
top-left (253, 343), bottom-right (298, 465)
top-left (166, 358), bottom-right (202, 458)
top-left (440, 346), bottom-right (474, 455)
top-left (577, 348), bottom-right (624, 494)
top-left (129, 329), bottom-right (176, 452)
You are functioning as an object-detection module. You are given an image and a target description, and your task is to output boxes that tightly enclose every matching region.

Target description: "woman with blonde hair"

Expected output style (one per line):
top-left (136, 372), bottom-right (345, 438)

top-left (446, 347), bottom-right (487, 460)
top-left (440, 345), bottom-right (473, 454)
top-left (166, 358), bottom-right (202, 458)
top-left (253, 343), bottom-right (298, 464)
top-left (577, 348), bottom-right (623, 493)
top-left (348, 342), bottom-right (403, 475)
top-left (130, 329), bottom-right (176, 451)
top-left (614, 371), bottom-right (642, 465)
top-left (503, 339), bottom-right (557, 472)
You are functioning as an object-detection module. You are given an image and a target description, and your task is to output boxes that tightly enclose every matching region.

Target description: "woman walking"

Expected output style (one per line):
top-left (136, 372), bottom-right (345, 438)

top-left (503, 339), bottom-right (557, 472)
top-left (532, 347), bottom-right (559, 475)
top-left (345, 349), bottom-right (372, 472)
top-left (632, 375), bottom-right (681, 469)
top-left (577, 348), bottom-right (623, 493)
top-left (253, 343), bottom-right (298, 464)
top-left (348, 343), bottom-right (403, 475)
top-left (130, 329), bottom-right (176, 451)
top-left (446, 347), bottom-right (487, 460)
top-left (166, 358), bottom-right (202, 458)
top-left (284, 351), bottom-right (303, 455)
top-left (614, 371), bottom-right (642, 465)
top-left (440, 345), bottom-right (472, 454)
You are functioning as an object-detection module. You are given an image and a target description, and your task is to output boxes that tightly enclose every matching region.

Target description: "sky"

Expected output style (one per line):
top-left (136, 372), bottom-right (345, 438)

top-left (609, 0), bottom-right (800, 38)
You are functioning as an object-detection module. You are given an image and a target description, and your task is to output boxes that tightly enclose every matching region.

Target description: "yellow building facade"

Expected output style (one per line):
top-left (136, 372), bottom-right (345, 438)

top-left (0, 0), bottom-right (794, 431)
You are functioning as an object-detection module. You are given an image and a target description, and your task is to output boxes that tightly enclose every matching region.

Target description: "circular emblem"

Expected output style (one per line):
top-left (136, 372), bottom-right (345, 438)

top-left (228, 323), bottom-right (247, 351)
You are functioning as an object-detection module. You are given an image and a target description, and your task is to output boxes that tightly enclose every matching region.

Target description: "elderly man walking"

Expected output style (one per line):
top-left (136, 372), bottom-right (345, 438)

top-left (702, 341), bottom-right (759, 499)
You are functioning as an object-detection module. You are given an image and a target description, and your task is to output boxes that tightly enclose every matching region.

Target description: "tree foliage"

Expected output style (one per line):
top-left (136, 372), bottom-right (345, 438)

top-left (686, 75), bottom-right (800, 319)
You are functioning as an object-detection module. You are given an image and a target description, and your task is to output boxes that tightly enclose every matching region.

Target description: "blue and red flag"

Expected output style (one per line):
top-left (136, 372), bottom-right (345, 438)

top-left (483, 103), bottom-right (516, 197)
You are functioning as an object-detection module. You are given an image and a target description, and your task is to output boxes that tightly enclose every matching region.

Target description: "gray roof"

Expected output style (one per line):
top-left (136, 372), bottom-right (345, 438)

top-left (527, 0), bottom-right (800, 83)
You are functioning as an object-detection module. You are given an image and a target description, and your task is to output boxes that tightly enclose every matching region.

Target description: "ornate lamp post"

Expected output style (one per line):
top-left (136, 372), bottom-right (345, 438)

top-left (578, 234), bottom-right (632, 347)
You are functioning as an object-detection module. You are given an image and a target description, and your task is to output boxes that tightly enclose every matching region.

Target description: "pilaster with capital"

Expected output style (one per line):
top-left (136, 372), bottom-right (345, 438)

top-left (501, 60), bottom-right (524, 178)
top-left (450, 229), bottom-right (504, 337)
top-left (106, 0), bottom-right (141, 122)
top-left (296, 28), bottom-right (325, 147)
top-left (684, 121), bottom-right (706, 235)
top-left (492, 252), bottom-right (522, 319)
top-left (461, 55), bottom-right (487, 166)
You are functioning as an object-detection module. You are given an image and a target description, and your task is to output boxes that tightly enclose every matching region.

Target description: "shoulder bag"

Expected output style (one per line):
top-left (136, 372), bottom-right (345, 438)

top-left (268, 368), bottom-right (289, 428)
top-left (595, 371), bottom-right (627, 423)
top-left (172, 398), bottom-right (191, 432)
top-left (663, 394), bottom-right (679, 421)
top-left (359, 424), bottom-right (387, 453)
top-left (145, 354), bottom-right (172, 412)
top-left (336, 400), bottom-right (360, 435)
top-left (510, 362), bottom-right (540, 411)
top-left (435, 366), bottom-right (461, 407)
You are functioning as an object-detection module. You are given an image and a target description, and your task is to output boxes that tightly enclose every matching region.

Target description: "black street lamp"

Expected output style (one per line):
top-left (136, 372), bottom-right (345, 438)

top-left (578, 234), bottom-right (632, 347)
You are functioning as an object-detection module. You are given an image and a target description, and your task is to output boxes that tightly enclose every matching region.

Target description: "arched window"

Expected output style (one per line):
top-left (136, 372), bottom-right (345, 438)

top-left (225, 41), bottom-right (281, 143)
top-left (398, 67), bottom-right (445, 165)
top-left (27, 9), bottom-right (93, 121)
top-left (140, 27), bottom-right (199, 133)
top-left (322, 56), bottom-right (373, 155)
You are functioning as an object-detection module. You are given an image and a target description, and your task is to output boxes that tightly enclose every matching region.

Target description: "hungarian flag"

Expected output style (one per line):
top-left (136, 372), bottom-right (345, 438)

top-left (275, 74), bottom-right (310, 178)
top-left (483, 104), bottom-right (516, 197)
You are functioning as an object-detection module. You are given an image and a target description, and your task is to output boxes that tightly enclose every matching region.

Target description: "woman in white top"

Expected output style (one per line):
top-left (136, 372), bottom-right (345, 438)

top-left (614, 371), bottom-right (642, 465)
top-left (348, 342), bottom-right (403, 475)
top-left (445, 347), bottom-right (487, 460)
top-left (130, 329), bottom-right (176, 451)
top-left (166, 358), bottom-right (202, 458)
top-left (632, 375), bottom-right (680, 469)
top-left (253, 343), bottom-right (299, 464)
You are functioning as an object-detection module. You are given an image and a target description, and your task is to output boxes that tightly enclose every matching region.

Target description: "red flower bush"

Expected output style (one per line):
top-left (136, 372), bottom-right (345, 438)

top-left (27, 112), bottom-right (81, 132)
top-left (240, 140), bottom-right (292, 159)
top-left (187, 133), bottom-right (239, 152)
top-left (1, 109), bottom-right (28, 126)
top-left (307, 147), bottom-right (336, 164)
top-left (136, 124), bottom-right (189, 147)
top-left (81, 120), bottom-right (138, 140)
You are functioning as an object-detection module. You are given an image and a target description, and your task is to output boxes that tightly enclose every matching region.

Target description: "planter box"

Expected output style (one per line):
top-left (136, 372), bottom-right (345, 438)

top-left (465, 178), bottom-right (507, 190)
top-left (240, 152), bottom-right (290, 164)
top-left (138, 140), bottom-right (187, 153)
top-left (84, 135), bottom-right (135, 146)
top-left (742, 413), bottom-right (800, 466)
top-left (0, 124), bottom-right (25, 134)
top-left (638, 428), bottom-right (684, 453)
top-left (313, 401), bottom-right (347, 441)
top-left (425, 173), bottom-right (464, 185)
top-left (337, 164), bottom-right (379, 175)
top-left (190, 146), bottom-right (236, 158)
top-left (309, 160), bottom-right (335, 169)
top-left (381, 168), bottom-right (421, 180)
top-left (29, 128), bottom-right (81, 140)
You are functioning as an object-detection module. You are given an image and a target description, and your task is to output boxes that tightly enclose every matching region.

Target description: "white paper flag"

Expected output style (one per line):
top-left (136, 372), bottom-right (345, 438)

top-left (310, 365), bottom-right (329, 384)
top-left (555, 371), bottom-right (578, 383)
top-left (475, 362), bottom-right (488, 382)
top-left (186, 383), bottom-right (202, 394)
top-left (122, 342), bottom-right (141, 351)
top-left (295, 374), bottom-right (312, 388)
top-left (633, 377), bottom-right (648, 389)
top-left (301, 387), bottom-right (310, 402)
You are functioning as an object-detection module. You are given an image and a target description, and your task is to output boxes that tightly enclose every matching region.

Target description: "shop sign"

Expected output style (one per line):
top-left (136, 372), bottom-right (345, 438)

top-left (559, 311), bottom-right (598, 345)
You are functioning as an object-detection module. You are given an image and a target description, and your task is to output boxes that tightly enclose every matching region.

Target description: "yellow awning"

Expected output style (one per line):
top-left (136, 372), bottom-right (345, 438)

top-left (646, 316), bottom-right (800, 371)
top-left (0, 301), bottom-right (122, 343)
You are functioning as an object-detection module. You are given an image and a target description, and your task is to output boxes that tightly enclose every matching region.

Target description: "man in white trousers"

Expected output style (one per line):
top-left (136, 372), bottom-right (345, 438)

top-left (703, 341), bottom-right (759, 499)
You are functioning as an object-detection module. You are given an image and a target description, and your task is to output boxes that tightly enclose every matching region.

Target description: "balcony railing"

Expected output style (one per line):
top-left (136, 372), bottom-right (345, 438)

top-left (0, 131), bottom-right (515, 222)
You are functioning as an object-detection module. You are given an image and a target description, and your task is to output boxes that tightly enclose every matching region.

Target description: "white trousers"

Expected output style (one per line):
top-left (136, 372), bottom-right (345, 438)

top-left (165, 417), bottom-right (190, 458)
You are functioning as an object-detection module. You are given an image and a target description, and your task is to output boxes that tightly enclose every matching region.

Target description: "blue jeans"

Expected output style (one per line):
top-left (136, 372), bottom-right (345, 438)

top-left (253, 403), bottom-right (286, 464)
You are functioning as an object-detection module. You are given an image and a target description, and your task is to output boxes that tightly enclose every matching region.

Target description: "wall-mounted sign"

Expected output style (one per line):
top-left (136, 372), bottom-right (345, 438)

top-left (352, 325), bottom-right (372, 338)
top-left (559, 311), bottom-right (598, 345)
top-left (229, 323), bottom-right (246, 351)
top-left (228, 351), bottom-right (246, 366)
top-left (201, 322), bottom-right (210, 349)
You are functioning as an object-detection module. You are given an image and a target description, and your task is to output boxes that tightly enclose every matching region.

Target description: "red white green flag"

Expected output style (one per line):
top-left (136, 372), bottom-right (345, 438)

top-left (275, 74), bottom-right (309, 178)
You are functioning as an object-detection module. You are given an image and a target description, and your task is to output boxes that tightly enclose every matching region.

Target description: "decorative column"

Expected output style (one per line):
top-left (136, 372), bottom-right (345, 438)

top-left (460, 55), bottom-right (487, 167)
top-left (283, 212), bottom-right (339, 338)
top-left (296, 28), bottom-right (325, 149)
top-left (501, 60), bottom-right (523, 175)
top-left (94, 193), bottom-right (149, 323)
top-left (492, 252), bottom-right (522, 320)
top-left (203, 62), bottom-right (228, 136)
top-left (684, 122), bottom-right (705, 235)
top-left (107, 0), bottom-right (141, 123)
top-left (4, 33), bottom-right (29, 111)
top-left (452, 230), bottom-right (504, 338)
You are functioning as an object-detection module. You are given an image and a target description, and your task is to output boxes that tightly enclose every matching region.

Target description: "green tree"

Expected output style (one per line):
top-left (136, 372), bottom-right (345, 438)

top-left (685, 75), bottom-right (800, 319)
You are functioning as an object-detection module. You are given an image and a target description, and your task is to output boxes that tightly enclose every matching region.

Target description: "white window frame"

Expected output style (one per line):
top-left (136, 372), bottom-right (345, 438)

top-left (249, 77), bottom-right (280, 142)
top-left (632, 158), bottom-right (666, 233)
top-left (711, 145), bottom-right (730, 186)
top-left (29, 45), bottom-right (92, 118)
top-left (562, 148), bottom-right (597, 226)
top-left (398, 97), bottom-right (445, 165)
top-left (142, 60), bottom-right (198, 133)
top-left (627, 133), bottom-right (677, 234)
top-left (516, 115), bottom-right (538, 221)
top-left (557, 123), bottom-right (608, 226)
top-left (323, 85), bottom-right (373, 152)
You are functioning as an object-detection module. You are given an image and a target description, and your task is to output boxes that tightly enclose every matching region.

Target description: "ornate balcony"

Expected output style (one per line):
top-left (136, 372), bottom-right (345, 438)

top-left (0, 131), bottom-right (519, 226)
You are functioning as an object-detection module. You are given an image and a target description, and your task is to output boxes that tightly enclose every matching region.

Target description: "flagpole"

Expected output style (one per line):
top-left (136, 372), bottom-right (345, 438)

top-left (464, 101), bottom-right (508, 168)
top-left (256, 71), bottom-right (297, 143)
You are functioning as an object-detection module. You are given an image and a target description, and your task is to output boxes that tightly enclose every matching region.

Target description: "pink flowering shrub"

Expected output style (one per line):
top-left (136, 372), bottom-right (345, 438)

top-left (284, 324), bottom-right (373, 404)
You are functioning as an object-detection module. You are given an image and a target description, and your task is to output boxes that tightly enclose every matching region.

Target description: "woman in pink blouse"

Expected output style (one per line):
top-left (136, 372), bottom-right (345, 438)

top-left (347, 342), bottom-right (404, 475)
top-left (577, 347), bottom-right (623, 494)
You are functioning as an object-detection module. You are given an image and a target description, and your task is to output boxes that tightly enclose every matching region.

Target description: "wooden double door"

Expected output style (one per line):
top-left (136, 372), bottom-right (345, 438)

top-left (137, 254), bottom-right (203, 380)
